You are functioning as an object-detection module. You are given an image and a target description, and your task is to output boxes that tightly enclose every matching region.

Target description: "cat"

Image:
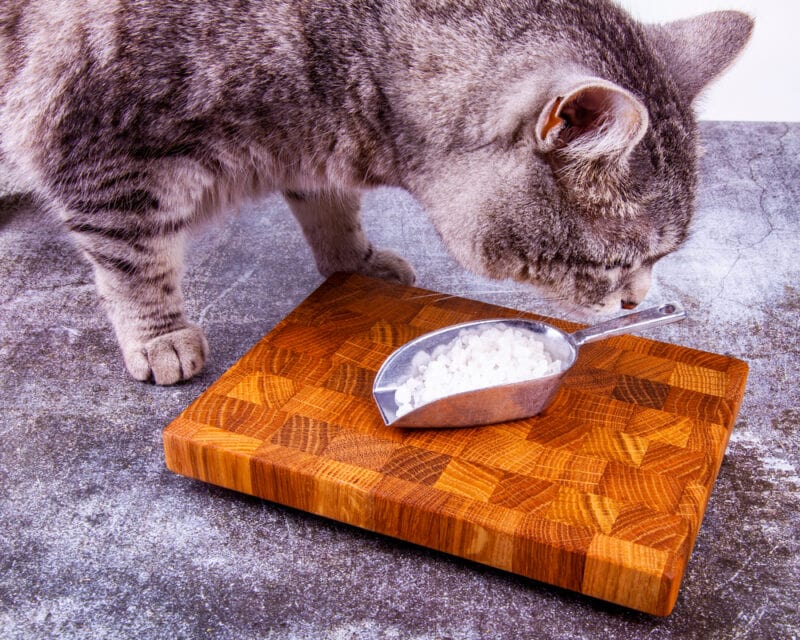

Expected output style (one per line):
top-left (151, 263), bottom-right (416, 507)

top-left (0, 0), bottom-right (752, 384)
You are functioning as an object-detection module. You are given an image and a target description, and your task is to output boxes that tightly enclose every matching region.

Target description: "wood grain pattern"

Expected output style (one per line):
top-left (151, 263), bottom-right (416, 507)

top-left (163, 273), bottom-right (748, 616)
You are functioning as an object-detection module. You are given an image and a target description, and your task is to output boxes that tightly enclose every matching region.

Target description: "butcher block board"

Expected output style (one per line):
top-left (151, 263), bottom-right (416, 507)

top-left (163, 273), bottom-right (748, 616)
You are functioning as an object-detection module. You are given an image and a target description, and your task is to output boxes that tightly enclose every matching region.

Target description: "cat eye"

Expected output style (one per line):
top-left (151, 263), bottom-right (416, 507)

top-left (604, 261), bottom-right (631, 270)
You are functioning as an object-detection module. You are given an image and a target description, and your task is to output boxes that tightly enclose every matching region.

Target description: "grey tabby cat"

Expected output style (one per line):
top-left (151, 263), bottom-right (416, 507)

top-left (0, 0), bottom-right (752, 384)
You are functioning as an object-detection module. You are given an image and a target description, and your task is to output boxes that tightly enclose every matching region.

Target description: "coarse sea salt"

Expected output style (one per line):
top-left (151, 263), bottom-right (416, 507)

top-left (394, 323), bottom-right (562, 418)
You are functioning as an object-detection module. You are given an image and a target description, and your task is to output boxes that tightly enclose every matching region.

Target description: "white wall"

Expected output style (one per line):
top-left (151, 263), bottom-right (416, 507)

top-left (619, 0), bottom-right (799, 122)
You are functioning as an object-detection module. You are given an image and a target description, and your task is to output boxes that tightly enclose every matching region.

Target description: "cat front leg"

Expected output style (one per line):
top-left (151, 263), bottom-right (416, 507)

top-left (284, 188), bottom-right (415, 285)
top-left (66, 219), bottom-right (207, 385)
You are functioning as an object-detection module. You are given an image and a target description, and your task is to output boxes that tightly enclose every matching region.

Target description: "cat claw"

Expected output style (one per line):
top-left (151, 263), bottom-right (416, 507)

top-left (124, 325), bottom-right (209, 385)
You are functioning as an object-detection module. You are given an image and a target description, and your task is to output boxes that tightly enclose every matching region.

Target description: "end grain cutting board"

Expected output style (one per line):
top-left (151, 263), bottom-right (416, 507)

top-left (163, 273), bottom-right (748, 616)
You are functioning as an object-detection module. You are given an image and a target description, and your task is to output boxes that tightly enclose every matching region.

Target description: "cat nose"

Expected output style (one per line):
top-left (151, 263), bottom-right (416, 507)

top-left (620, 267), bottom-right (652, 311)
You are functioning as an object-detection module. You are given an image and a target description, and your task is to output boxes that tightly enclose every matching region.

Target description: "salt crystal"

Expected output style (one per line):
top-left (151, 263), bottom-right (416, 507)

top-left (393, 323), bottom-right (562, 417)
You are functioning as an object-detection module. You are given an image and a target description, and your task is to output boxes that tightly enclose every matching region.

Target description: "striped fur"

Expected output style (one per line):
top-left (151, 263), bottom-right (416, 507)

top-left (0, 1), bottom-right (752, 383)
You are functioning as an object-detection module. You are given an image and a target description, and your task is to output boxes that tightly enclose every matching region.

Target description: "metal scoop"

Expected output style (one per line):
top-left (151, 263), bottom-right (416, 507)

top-left (372, 302), bottom-right (686, 428)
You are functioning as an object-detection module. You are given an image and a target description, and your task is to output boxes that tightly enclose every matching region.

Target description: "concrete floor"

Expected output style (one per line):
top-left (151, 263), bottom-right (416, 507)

top-left (1, 122), bottom-right (798, 639)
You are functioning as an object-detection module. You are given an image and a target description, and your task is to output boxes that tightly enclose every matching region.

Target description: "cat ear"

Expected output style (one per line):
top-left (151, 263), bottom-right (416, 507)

top-left (645, 11), bottom-right (754, 100)
top-left (534, 80), bottom-right (649, 159)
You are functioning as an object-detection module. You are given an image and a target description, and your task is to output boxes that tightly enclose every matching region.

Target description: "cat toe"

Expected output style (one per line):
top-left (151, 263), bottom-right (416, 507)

top-left (362, 248), bottom-right (416, 285)
top-left (124, 325), bottom-right (209, 385)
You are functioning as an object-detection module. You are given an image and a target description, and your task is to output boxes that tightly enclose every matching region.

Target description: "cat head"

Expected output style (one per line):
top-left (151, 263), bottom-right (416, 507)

top-left (405, 9), bottom-right (753, 316)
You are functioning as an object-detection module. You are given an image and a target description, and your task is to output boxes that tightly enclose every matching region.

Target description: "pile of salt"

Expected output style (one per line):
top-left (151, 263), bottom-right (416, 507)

top-left (394, 324), bottom-right (562, 418)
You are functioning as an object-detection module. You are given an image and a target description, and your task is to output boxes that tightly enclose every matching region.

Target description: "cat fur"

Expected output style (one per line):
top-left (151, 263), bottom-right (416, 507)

top-left (0, 0), bottom-right (753, 383)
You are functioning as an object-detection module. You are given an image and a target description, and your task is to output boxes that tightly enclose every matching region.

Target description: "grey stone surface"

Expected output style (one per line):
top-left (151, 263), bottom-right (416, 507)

top-left (1, 122), bottom-right (798, 639)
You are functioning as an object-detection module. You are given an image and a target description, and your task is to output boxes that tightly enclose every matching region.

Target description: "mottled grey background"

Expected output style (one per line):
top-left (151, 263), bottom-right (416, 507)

top-left (1, 122), bottom-right (798, 639)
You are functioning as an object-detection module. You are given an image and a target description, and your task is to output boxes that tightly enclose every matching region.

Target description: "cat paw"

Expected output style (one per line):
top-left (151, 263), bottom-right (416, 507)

top-left (360, 248), bottom-right (416, 285)
top-left (123, 325), bottom-right (209, 385)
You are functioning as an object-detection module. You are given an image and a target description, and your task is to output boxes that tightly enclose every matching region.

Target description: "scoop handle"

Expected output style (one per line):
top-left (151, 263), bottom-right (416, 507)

top-left (570, 302), bottom-right (687, 346)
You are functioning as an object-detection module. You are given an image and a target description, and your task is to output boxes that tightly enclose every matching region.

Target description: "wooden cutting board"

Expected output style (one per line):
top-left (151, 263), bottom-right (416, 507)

top-left (163, 273), bottom-right (748, 616)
